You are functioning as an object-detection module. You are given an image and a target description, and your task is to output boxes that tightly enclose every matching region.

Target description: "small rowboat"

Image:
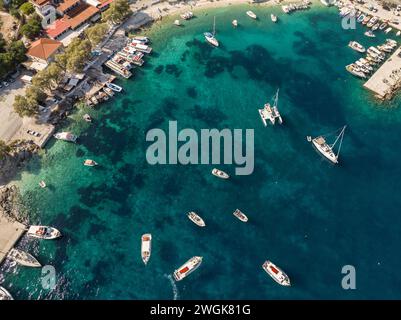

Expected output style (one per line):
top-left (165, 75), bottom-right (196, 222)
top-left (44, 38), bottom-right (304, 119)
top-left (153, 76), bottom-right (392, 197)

top-left (233, 209), bottom-right (248, 222)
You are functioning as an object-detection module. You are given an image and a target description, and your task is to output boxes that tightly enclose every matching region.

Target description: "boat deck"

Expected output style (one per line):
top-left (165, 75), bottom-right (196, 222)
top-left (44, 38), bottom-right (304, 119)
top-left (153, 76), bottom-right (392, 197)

top-left (0, 214), bottom-right (26, 264)
top-left (363, 46), bottom-right (401, 99)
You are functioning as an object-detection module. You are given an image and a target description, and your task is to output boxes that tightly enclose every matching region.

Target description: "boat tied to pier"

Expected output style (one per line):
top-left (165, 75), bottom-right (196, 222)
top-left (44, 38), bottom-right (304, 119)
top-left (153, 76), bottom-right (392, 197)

top-left (187, 211), bottom-right (206, 227)
top-left (180, 11), bottom-right (193, 20)
top-left (348, 41), bottom-right (366, 53)
top-left (211, 168), bottom-right (229, 179)
top-left (27, 226), bottom-right (61, 240)
top-left (262, 260), bottom-right (291, 286)
top-left (105, 82), bottom-right (122, 93)
top-left (364, 30), bottom-right (376, 38)
top-left (54, 132), bottom-right (77, 143)
top-left (204, 16), bottom-right (219, 47)
top-left (310, 125), bottom-right (346, 164)
top-left (141, 233), bottom-right (152, 265)
top-left (173, 256), bottom-right (203, 281)
top-left (0, 287), bottom-right (13, 300)
top-left (233, 209), bottom-right (248, 222)
top-left (7, 248), bottom-right (41, 268)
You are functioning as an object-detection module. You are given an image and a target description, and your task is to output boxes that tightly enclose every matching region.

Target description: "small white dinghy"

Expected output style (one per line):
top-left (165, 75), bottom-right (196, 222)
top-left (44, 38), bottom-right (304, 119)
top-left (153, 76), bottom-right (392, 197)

top-left (7, 248), bottom-right (41, 268)
top-left (233, 209), bottom-right (248, 222)
top-left (174, 19), bottom-right (181, 26)
top-left (27, 226), bottom-right (61, 240)
top-left (211, 168), bottom-right (229, 179)
top-left (141, 233), bottom-right (152, 265)
top-left (246, 11), bottom-right (257, 19)
top-left (187, 211), bottom-right (206, 227)
top-left (232, 19), bottom-right (238, 27)
top-left (39, 180), bottom-right (46, 188)
top-left (0, 286), bottom-right (13, 300)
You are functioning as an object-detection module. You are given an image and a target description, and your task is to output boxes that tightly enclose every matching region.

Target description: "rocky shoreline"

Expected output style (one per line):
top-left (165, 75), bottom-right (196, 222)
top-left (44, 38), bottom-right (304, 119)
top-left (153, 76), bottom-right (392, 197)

top-left (0, 184), bottom-right (28, 224)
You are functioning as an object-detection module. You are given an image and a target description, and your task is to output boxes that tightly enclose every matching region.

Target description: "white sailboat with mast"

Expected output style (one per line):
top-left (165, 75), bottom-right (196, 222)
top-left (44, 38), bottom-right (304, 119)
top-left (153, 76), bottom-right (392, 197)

top-left (309, 125), bottom-right (346, 164)
top-left (258, 88), bottom-right (283, 126)
top-left (204, 16), bottom-right (219, 47)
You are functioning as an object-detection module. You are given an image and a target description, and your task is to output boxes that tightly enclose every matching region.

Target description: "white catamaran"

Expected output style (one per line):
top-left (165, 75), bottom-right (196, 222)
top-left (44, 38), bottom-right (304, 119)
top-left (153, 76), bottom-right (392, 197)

top-left (258, 89), bottom-right (283, 126)
top-left (204, 16), bottom-right (219, 47)
top-left (309, 125), bottom-right (346, 164)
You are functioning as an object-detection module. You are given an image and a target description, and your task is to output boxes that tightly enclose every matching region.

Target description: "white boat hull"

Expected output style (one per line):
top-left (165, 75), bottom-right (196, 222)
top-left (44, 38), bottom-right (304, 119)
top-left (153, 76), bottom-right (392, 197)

top-left (173, 256), bottom-right (202, 281)
top-left (27, 226), bottom-right (61, 240)
top-left (312, 138), bottom-right (338, 163)
top-left (0, 287), bottom-right (13, 300)
top-left (141, 234), bottom-right (152, 265)
top-left (262, 260), bottom-right (291, 286)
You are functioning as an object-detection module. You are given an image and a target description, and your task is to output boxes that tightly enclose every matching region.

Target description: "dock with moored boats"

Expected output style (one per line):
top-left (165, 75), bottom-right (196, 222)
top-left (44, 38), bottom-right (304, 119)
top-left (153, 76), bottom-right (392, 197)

top-left (363, 46), bottom-right (401, 100)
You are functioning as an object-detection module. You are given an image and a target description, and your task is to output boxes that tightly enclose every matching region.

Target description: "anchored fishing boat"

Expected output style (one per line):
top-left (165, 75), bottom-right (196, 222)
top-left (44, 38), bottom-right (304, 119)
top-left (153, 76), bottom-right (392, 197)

top-left (7, 248), bottom-right (41, 268)
top-left (211, 168), bottom-right (229, 179)
top-left (27, 226), bottom-right (61, 240)
top-left (173, 256), bottom-right (203, 281)
top-left (310, 125), bottom-right (346, 164)
top-left (262, 260), bottom-right (291, 286)
top-left (141, 233), bottom-right (152, 265)
top-left (233, 209), bottom-right (248, 222)
top-left (187, 211), bottom-right (206, 227)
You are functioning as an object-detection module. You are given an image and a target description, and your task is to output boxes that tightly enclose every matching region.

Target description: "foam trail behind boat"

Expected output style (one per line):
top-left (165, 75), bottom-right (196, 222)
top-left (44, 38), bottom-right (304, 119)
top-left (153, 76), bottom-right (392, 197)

top-left (164, 274), bottom-right (179, 300)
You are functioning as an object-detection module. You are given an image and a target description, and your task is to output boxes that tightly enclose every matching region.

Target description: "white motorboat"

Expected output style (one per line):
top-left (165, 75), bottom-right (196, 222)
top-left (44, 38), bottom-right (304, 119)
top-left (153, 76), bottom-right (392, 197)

top-left (7, 248), bottom-right (41, 268)
top-left (187, 211), bottom-right (206, 227)
top-left (84, 159), bottom-right (98, 167)
top-left (211, 168), bottom-right (229, 179)
top-left (348, 41), bottom-right (366, 53)
top-left (54, 132), bottom-right (77, 143)
top-left (83, 114), bottom-right (92, 122)
top-left (27, 226), bottom-right (61, 240)
top-left (232, 19), bottom-right (238, 27)
top-left (174, 19), bottom-right (181, 26)
top-left (173, 256), bottom-right (203, 281)
top-left (246, 11), bottom-right (257, 19)
top-left (271, 14), bottom-right (278, 23)
top-left (39, 180), bottom-right (46, 188)
top-left (141, 233), bottom-right (152, 265)
top-left (262, 260), bottom-right (291, 286)
top-left (346, 64), bottom-right (367, 78)
top-left (310, 125), bottom-right (346, 164)
top-left (233, 209), bottom-right (248, 222)
top-left (180, 11), bottom-right (193, 20)
top-left (0, 287), bottom-right (13, 300)
top-left (133, 36), bottom-right (150, 44)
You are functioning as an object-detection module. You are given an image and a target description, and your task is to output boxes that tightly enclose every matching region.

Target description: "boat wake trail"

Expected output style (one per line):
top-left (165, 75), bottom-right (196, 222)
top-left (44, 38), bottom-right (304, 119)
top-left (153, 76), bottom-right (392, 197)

top-left (164, 274), bottom-right (179, 300)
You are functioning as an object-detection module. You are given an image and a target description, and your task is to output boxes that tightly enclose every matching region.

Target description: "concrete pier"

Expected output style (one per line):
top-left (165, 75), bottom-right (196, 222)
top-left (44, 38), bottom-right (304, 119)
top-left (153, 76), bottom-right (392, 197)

top-left (0, 215), bottom-right (27, 264)
top-left (364, 47), bottom-right (401, 99)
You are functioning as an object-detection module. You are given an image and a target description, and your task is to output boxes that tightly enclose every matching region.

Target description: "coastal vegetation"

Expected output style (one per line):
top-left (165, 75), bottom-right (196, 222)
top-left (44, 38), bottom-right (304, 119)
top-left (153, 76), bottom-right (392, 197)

top-left (18, 2), bottom-right (34, 16)
top-left (102, 0), bottom-right (132, 24)
top-left (0, 39), bottom-right (26, 78)
top-left (20, 14), bottom-right (42, 39)
top-left (0, 140), bottom-right (11, 159)
top-left (85, 23), bottom-right (110, 47)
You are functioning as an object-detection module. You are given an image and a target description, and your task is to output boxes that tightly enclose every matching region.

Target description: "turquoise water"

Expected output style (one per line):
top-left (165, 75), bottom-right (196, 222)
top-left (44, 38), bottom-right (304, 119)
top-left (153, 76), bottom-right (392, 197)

top-left (2, 4), bottom-right (401, 299)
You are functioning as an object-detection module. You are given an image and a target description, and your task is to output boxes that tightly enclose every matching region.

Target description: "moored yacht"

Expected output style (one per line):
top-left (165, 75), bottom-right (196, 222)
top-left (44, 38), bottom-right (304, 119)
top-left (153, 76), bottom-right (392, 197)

top-left (204, 16), bottom-right (219, 47)
top-left (0, 287), bottom-right (13, 300)
top-left (173, 256), bottom-right (203, 281)
top-left (187, 211), bottom-right (206, 227)
top-left (141, 233), bottom-right (152, 265)
top-left (54, 132), bottom-right (77, 143)
top-left (348, 41), bottom-right (366, 53)
top-left (346, 64), bottom-right (367, 78)
top-left (310, 125), bottom-right (346, 164)
top-left (27, 226), bottom-right (61, 240)
top-left (7, 248), bottom-right (41, 268)
top-left (262, 260), bottom-right (291, 286)
top-left (258, 89), bottom-right (283, 126)
top-left (364, 30), bottom-right (376, 37)
top-left (180, 11), bottom-right (193, 20)
top-left (233, 209), bottom-right (248, 222)
top-left (211, 168), bottom-right (229, 179)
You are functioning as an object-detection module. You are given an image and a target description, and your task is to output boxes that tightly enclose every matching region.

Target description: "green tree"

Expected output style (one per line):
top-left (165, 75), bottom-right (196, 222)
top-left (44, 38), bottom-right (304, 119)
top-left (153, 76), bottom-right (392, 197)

top-left (0, 140), bottom-right (11, 159)
top-left (54, 52), bottom-right (68, 69)
top-left (0, 34), bottom-right (6, 53)
top-left (26, 85), bottom-right (46, 103)
top-left (7, 39), bottom-right (26, 62)
top-left (11, 0), bottom-right (27, 10)
top-left (13, 94), bottom-right (39, 117)
top-left (20, 14), bottom-right (42, 39)
top-left (65, 38), bottom-right (91, 73)
top-left (32, 62), bottom-right (63, 91)
top-left (19, 2), bottom-right (34, 15)
top-left (102, 0), bottom-right (132, 24)
top-left (85, 23), bottom-right (109, 47)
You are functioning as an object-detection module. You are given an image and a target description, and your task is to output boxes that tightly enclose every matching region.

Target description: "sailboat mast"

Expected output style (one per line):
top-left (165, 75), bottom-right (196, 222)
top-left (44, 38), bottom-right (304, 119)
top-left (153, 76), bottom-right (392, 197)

top-left (275, 88), bottom-right (279, 107)
top-left (335, 126), bottom-right (346, 158)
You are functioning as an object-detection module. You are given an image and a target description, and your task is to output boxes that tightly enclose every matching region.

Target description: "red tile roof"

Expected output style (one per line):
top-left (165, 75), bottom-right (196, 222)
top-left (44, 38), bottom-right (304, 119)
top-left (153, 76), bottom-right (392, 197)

top-left (45, 18), bottom-right (71, 39)
top-left (66, 4), bottom-right (100, 29)
top-left (98, 0), bottom-right (113, 8)
top-left (27, 38), bottom-right (63, 60)
top-left (57, 0), bottom-right (81, 13)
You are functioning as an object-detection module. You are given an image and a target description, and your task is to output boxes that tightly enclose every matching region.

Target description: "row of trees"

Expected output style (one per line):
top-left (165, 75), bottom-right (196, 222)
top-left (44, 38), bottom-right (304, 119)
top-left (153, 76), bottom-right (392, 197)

top-left (11, 0), bottom-right (133, 117)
